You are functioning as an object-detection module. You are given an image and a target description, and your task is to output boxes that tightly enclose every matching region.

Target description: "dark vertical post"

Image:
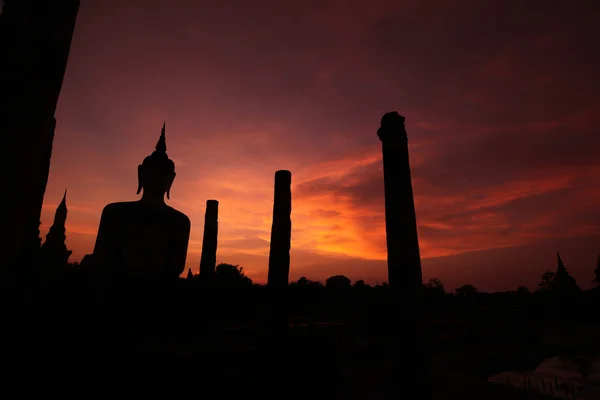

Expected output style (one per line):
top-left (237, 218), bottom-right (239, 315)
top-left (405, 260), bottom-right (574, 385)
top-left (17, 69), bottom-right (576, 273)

top-left (265, 170), bottom-right (292, 374)
top-left (377, 112), bottom-right (430, 398)
top-left (0, 0), bottom-right (81, 281)
top-left (199, 200), bottom-right (218, 280)
top-left (267, 170), bottom-right (292, 287)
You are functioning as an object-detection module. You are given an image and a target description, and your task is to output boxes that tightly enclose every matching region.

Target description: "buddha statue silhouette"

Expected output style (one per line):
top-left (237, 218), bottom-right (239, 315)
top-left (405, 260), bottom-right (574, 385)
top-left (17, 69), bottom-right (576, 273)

top-left (91, 123), bottom-right (191, 283)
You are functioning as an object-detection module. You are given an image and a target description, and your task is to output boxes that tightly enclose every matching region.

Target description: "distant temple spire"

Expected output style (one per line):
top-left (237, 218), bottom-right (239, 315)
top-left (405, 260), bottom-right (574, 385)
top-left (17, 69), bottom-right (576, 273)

top-left (40, 190), bottom-right (72, 267)
top-left (550, 250), bottom-right (581, 295)
top-left (556, 250), bottom-right (566, 273)
top-left (55, 189), bottom-right (67, 223)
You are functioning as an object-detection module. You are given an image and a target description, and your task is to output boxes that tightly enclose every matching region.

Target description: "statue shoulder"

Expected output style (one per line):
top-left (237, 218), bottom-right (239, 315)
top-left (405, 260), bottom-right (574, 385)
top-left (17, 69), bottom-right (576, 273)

top-left (166, 206), bottom-right (191, 229)
top-left (101, 201), bottom-right (137, 217)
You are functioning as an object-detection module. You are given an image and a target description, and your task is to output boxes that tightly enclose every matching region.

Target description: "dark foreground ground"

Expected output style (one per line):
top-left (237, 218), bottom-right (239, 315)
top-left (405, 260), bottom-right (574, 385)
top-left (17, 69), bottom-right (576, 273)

top-left (2, 283), bottom-right (599, 399)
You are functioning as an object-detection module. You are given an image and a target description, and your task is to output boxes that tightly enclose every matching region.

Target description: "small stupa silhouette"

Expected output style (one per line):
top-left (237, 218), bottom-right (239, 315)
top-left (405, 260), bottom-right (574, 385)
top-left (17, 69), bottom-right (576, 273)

top-left (551, 251), bottom-right (581, 294)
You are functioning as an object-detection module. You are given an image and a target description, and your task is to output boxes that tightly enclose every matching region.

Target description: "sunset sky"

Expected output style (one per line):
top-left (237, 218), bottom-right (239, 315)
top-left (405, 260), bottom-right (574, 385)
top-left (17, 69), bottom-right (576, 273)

top-left (33, 0), bottom-right (600, 292)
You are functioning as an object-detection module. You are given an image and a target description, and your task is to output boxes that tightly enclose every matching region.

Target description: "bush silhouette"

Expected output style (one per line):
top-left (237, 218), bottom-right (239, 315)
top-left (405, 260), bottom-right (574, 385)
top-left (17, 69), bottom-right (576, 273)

top-left (325, 275), bottom-right (351, 290)
top-left (425, 277), bottom-right (446, 295)
top-left (214, 263), bottom-right (253, 287)
top-left (295, 276), bottom-right (323, 287)
top-left (455, 284), bottom-right (478, 296)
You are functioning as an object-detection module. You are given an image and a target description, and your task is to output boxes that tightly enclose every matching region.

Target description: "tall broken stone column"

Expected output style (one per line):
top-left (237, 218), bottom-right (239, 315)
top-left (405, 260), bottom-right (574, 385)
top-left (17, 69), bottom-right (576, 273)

top-left (378, 112), bottom-right (423, 291)
top-left (265, 170), bottom-right (292, 369)
top-left (0, 0), bottom-right (81, 281)
top-left (267, 170), bottom-right (292, 287)
top-left (377, 112), bottom-right (430, 398)
top-left (199, 200), bottom-right (218, 280)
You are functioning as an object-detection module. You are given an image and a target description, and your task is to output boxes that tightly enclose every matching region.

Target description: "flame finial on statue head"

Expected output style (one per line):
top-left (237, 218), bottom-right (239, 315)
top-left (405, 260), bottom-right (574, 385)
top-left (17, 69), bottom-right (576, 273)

top-left (141, 121), bottom-right (174, 171)
top-left (137, 122), bottom-right (176, 197)
top-left (156, 121), bottom-right (167, 154)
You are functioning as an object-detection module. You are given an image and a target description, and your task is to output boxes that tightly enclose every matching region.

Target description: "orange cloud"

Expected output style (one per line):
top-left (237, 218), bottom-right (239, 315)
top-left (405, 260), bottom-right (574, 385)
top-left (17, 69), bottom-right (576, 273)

top-left (35, 0), bottom-right (600, 291)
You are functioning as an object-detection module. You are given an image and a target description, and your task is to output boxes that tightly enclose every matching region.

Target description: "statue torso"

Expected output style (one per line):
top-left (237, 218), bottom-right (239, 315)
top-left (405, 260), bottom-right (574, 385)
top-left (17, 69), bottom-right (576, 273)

top-left (94, 201), bottom-right (190, 279)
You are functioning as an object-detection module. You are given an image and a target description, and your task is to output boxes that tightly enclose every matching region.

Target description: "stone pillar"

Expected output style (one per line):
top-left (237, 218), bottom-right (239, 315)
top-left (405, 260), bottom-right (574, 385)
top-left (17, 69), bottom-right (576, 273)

top-left (377, 112), bottom-right (422, 290)
top-left (0, 0), bottom-right (80, 282)
top-left (265, 170), bottom-right (292, 375)
top-left (267, 170), bottom-right (292, 287)
top-left (199, 200), bottom-right (218, 280)
top-left (377, 112), bottom-right (430, 398)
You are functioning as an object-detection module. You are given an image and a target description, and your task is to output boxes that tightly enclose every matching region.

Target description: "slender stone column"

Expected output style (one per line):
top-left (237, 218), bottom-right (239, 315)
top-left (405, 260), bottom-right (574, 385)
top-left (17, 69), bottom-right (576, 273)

top-left (265, 170), bottom-right (292, 367)
top-left (377, 112), bottom-right (430, 399)
top-left (378, 112), bottom-right (423, 292)
top-left (267, 170), bottom-right (292, 287)
top-left (199, 200), bottom-right (218, 279)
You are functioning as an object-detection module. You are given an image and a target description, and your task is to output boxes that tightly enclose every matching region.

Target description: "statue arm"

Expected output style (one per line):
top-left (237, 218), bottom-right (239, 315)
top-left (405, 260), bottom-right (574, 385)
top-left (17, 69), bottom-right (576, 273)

top-left (92, 205), bottom-right (118, 272)
top-left (89, 205), bottom-right (120, 301)
top-left (170, 216), bottom-right (191, 278)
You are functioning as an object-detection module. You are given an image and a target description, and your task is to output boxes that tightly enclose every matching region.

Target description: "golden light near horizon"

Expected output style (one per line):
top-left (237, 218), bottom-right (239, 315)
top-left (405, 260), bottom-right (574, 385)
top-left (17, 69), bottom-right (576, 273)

top-left (31, 0), bottom-right (600, 291)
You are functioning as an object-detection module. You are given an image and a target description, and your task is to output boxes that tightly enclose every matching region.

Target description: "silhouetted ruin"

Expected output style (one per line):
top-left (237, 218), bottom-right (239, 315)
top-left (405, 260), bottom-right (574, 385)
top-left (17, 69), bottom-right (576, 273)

top-left (39, 189), bottom-right (72, 268)
top-left (377, 112), bottom-right (431, 398)
top-left (199, 199), bottom-right (219, 280)
top-left (265, 170), bottom-right (292, 351)
top-left (3, 1), bottom-right (599, 395)
top-left (377, 112), bottom-right (423, 291)
top-left (551, 251), bottom-right (582, 295)
top-left (0, 0), bottom-right (80, 281)
top-left (267, 170), bottom-right (292, 287)
top-left (91, 123), bottom-right (191, 283)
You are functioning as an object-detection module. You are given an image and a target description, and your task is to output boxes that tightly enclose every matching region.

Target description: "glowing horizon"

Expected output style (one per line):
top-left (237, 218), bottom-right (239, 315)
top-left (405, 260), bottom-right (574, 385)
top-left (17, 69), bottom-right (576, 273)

top-left (37, 0), bottom-right (600, 292)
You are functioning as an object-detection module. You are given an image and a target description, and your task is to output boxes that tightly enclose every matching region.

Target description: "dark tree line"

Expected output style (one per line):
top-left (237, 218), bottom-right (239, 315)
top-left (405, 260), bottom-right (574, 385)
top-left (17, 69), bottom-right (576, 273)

top-left (179, 253), bottom-right (600, 295)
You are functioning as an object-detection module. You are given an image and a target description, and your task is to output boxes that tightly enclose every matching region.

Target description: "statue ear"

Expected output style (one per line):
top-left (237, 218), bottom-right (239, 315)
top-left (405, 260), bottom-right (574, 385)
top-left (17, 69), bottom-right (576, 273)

top-left (166, 172), bottom-right (176, 200)
top-left (137, 165), bottom-right (143, 195)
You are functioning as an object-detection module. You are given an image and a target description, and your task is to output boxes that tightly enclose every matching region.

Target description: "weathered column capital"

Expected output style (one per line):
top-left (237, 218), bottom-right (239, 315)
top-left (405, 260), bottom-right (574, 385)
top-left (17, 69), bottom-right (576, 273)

top-left (274, 169), bottom-right (292, 184)
top-left (206, 199), bottom-right (219, 208)
top-left (377, 111), bottom-right (407, 144)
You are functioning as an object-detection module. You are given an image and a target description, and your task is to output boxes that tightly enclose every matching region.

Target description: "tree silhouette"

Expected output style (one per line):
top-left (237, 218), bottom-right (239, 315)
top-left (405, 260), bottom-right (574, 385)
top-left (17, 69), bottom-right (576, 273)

top-left (325, 275), bottom-right (351, 289)
top-left (214, 263), bottom-right (253, 287)
top-left (295, 276), bottom-right (323, 287)
top-left (353, 279), bottom-right (369, 289)
top-left (297, 276), bottom-right (309, 285)
top-left (538, 270), bottom-right (555, 291)
top-left (425, 277), bottom-right (445, 295)
top-left (516, 286), bottom-right (530, 295)
top-left (455, 284), bottom-right (478, 296)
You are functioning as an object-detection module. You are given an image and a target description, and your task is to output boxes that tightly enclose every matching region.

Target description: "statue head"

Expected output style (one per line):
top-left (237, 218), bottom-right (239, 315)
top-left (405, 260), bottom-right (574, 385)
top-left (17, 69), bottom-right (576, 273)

top-left (137, 122), bottom-right (176, 200)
